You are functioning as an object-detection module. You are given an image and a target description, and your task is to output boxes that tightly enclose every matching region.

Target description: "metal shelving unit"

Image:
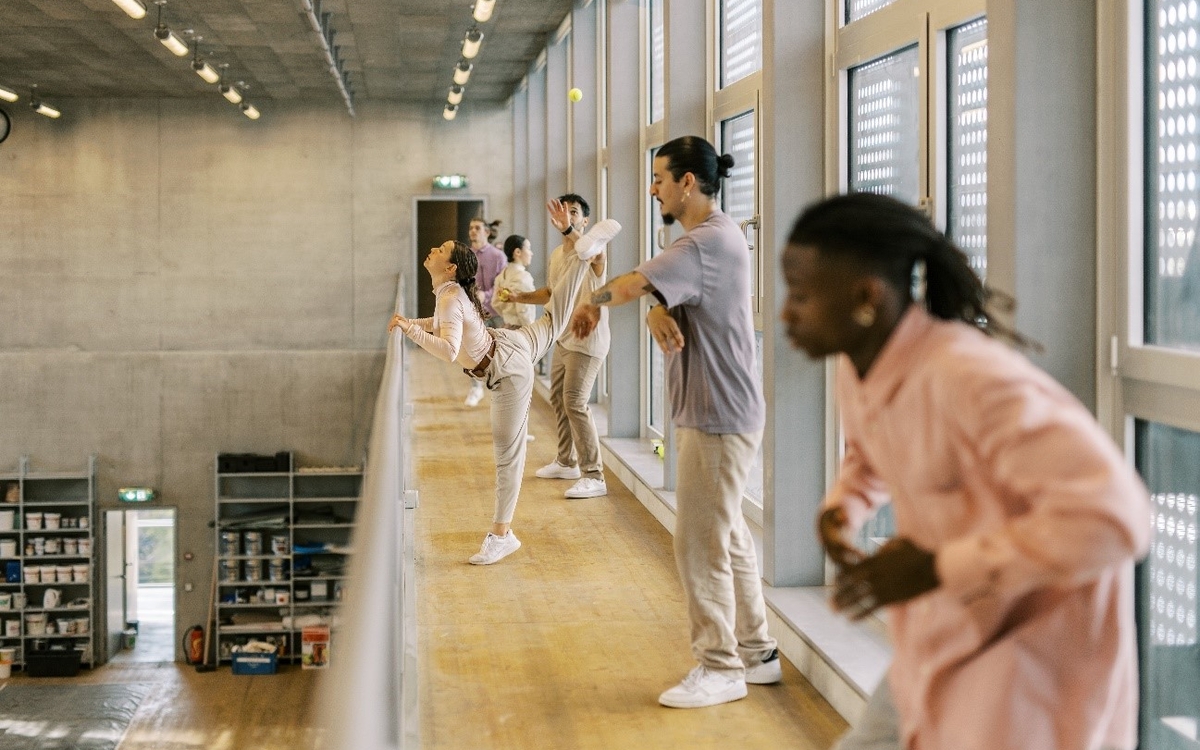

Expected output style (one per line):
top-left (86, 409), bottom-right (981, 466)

top-left (0, 455), bottom-right (97, 670)
top-left (212, 452), bottom-right (360, 665)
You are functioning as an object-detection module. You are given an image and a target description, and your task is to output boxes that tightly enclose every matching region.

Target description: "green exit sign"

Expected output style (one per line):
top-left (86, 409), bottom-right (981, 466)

top-left (432, 174), bottom-right (468, 190)
top-left (118, 487), bottom-right (156, 503)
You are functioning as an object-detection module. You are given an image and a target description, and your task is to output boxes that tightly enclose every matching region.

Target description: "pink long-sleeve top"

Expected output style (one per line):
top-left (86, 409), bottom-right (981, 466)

top-left (403, 280), bottom-right (493, 370)
top-left (827, 306), bottom-right (1150, 750)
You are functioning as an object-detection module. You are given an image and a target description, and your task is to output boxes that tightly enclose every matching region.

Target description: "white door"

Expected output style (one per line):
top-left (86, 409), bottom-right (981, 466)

top-left (104, 510), bottom-right (127, 660)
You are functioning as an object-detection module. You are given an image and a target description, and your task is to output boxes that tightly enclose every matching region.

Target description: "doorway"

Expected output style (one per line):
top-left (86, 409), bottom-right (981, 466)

top-left (414, 197), bottom-right (485, 317)
top-left (104, 508), bottom-right (176, 663)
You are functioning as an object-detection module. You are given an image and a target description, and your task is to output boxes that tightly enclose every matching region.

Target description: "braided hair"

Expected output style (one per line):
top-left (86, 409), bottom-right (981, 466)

top-left (787, 192), bottom-right (1037, 350)
top-left (448, 241), bottom-right (487, 322)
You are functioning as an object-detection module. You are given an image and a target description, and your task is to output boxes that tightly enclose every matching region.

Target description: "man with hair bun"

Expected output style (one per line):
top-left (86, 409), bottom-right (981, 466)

top-left (464, 216), bottom-right (507, 407)
top-left (571, 135), bottom-right (779, 709)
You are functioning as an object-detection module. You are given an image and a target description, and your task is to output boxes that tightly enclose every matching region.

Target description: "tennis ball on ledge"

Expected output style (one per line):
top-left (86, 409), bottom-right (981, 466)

top-left (568, 87), bottom-right (583, 103)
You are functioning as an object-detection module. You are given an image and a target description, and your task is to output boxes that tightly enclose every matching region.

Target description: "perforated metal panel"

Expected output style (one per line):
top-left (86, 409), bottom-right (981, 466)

top-left (1150, 490), bottom-right (1199, 646)
top-left (848, 46), bottom-right (920, 203)
top-left (720, 0), bottom-right (762, 88)
top-left (650, 0), bottom-right (665, 124)
top-left (847, 0), bottom-right (899, 25)
top-left (721, 111), bottom-right (757, 222)
top-left (1146, 0), bottom-right (1200, 349)
top-left (948, 18), bottom-right (989, 278)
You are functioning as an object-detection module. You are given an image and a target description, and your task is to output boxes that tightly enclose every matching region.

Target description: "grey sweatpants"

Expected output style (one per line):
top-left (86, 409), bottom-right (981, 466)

top-left (479, 246), bottom-right (594, 524)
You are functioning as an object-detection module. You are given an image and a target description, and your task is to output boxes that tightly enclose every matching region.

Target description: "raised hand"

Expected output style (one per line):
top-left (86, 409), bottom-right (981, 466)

top-left (546, 198), bottom-right (571, 234)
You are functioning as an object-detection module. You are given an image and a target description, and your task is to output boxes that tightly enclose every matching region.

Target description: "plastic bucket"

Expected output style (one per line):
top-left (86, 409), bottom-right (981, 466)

top-left (0, 510), bottom-right (13, 531)
top-left (72, 564), bottom-right (88, 582)
top-left (44, 513), bottom-right (61, 530)
top-left (0, 540), bottom-right (15, 557)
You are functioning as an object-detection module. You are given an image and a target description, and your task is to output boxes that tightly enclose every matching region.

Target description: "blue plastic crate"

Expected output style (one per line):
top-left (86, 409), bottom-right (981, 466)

top-left (231, 652), bottom-right (277, 675)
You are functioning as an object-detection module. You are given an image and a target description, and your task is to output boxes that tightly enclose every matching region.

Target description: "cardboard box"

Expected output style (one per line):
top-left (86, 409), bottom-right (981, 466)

top-left (231, 652), bottom-right (277, 675)
top-left (301, 626), bottom-right (330, 670)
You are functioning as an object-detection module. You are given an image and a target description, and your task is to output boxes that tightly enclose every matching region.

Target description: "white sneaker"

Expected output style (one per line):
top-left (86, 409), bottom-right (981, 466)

top-left (564, 477), bottom-right (607, 499)
top-left (468, 531), bottom-right (521, 565)
top-left (658, 665), bottom-right (747, 709)
top-left (744, 649), bottom-right (782, 685)
top-left (464, 383), bottom-right (485, 407)
top-left (535, 461), bottom-right (581, 480)
top-left (573, 218), bottom-right (622, 260)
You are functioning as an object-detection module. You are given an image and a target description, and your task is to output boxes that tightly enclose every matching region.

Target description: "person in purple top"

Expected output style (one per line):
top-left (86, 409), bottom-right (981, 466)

top-left (465, 216), bottom-right (508, 407)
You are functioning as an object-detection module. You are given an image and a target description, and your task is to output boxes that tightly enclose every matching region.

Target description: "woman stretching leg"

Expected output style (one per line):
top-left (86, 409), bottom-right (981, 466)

top-left (390, 201), bottom-right (620, 564)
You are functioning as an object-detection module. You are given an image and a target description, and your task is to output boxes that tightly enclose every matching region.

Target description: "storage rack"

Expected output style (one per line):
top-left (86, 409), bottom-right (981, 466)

top-left (213, 452), bottom-right (360, 665)
top-left (0, 455), bottom-right (97, 670)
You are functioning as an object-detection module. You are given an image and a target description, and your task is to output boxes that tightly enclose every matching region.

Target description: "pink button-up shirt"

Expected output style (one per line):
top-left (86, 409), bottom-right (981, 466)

top-left (826, 306), bottom-right (1150, 750)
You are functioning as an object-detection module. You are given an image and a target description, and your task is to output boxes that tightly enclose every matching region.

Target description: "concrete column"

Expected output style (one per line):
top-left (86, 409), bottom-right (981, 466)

top-left (526, 64), bottom-right (548, 283)
top-left (570, 0), bottom-right (599, 202)
top-left (758, 0), bottom-right (829, 586)
top-left (603, 0), bottom-right (643, 439)
top-left (988, 0), bottom-right (1097, 407)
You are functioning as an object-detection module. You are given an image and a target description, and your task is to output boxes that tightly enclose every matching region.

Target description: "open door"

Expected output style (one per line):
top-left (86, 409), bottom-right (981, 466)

top-left (104, 510), bottom-right (127, 661)
top-left (414, 198), bottom-right (485, 318)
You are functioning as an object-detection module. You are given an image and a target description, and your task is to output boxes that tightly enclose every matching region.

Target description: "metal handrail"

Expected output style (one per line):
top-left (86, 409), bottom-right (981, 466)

top-left (317, 275), bottom-right (414, 748)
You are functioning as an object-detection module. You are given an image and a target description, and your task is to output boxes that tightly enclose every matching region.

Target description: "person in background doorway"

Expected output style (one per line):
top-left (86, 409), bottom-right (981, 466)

top-left (570, 136), bottom-right (779, 709)
top-left (464, 216), bottom-right (508, 408)
top-left (780, 192), bottom-right (1150, 750)
top-left (504, 194), bottom-right (611, 500)
top-left (390, 204), bottom-right (621, 565)
top-left (493, 235), bottom-right (536, 328)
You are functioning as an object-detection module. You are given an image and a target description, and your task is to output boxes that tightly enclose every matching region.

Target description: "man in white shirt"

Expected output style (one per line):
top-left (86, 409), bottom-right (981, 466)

top-left (504, 194), bottom-right (610, 499)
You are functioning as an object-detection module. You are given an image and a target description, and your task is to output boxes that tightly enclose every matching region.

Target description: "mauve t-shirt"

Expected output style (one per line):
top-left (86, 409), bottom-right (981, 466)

top-left (635, 209), bottom-right (764, 434)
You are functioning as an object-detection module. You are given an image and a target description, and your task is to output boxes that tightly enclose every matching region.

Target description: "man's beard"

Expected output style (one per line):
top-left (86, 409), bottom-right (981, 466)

top-left (661, 211), bottom-right (676, 226)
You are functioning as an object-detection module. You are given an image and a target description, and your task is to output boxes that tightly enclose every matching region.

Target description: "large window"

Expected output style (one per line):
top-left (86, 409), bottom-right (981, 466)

top-left (720, 0), bottom-right (761, 88)
top-left (1137, 420), bottom-right (1200, 749)
top-left (846, 0), bottom-right (900, 25)
top-left (1147, 0), bottom-right (1200, 349)
top-left (848, 47), bottom-right (921, 201)
top-left (649, 0), bottom-right (665, 124)
top-left (648, 148), bottom-right (666, 435)
top-left (947, 18), bottom-right (989, 276)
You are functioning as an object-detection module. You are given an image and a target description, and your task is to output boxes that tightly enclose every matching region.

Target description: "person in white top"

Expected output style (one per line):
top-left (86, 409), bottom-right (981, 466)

top-left (502, 194), bottom-right (611, 500)
top-left (389, 202), bottom-right (621, 565)
top-left (493, 235), bottom-right (536, 328)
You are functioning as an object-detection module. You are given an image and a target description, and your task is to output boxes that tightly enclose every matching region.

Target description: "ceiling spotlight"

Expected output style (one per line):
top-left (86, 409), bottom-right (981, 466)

top-left (448, 85), bottom-right (464, 105)
top-left (111, 0), bottom-right (147, 19)
top-left (190, 38), bottom-right (221, 84)
top-left (153, 1), bottom-right (190, 57)
top-left (472, 0), bottom-right (496, 23)
top-left (29, 85), bottom-right (60, 119)
top-left (220, 83), bottom-right (243, 104)
top-left (0, 85), bottom-right (17, 103)
top-left (453, 60), bottom-right (473, 86)
top-left (462, 27), bottom-right (484, 59)
top-left (443, 104), bottom-right (458, 121)
top-left (241, 102), bottom-right (261, 120)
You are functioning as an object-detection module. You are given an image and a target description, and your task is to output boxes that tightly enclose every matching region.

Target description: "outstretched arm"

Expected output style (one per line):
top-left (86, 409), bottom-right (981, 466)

top-left (569, 272), bottom-right (656, 338)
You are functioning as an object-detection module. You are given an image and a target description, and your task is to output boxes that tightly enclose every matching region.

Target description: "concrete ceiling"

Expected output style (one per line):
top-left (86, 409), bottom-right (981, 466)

top-left (0, 0), bottom-right (572, 109)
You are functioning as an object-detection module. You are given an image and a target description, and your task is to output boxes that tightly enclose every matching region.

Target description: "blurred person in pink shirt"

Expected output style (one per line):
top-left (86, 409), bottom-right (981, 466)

top-left (779, 192), bottom-right (1151, 750)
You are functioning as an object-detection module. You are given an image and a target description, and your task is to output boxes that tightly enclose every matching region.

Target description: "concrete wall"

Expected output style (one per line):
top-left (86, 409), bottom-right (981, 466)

top-left (0, 97), bottom-right (512, 657)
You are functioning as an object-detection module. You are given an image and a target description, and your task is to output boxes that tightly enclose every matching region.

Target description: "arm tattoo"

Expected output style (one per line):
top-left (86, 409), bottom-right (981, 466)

top-left (590, 290), bottom-right (613, 305)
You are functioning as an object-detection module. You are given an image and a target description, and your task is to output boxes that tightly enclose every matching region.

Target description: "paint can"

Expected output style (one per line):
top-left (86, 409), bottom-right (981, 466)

top-left (243, 532), bottom-right (263, 556)
top-left (243, 559), bottom-right (263, 582)
top-left (268, 558), bottom-right (288, 582)
top-left (219, 532), bottom-right (240, 557)
top-left (271, 535), bottom-right (289, 556)
top-left (218, 559), bottom-right (239, 582)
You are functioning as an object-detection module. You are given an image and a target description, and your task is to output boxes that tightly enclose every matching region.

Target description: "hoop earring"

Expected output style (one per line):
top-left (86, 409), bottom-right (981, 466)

top-left (853, 304), bottom-right (876, 327)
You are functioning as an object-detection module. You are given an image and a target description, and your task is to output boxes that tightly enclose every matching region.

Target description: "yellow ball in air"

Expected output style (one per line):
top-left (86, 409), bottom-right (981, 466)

top-left (568, 88), bottom-right (583, 103)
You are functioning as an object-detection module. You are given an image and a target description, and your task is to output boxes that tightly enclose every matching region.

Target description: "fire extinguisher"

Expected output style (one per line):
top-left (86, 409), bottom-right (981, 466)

top-left (184, 625), bottom-right (204, 665)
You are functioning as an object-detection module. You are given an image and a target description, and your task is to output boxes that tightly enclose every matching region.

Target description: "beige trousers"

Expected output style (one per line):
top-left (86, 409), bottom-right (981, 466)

top-left (479, 247), bottom-right (593, 524)
top-left (549, 344), bottom-right (605, 479)
top-left (674, 427), bottom-right (776, 676)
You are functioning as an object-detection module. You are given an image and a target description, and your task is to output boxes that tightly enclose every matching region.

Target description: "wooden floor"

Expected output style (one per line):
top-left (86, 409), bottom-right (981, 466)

top-left (0, 355), bottom-right (846, 750)
top-left (414, 356), bottom-right (846, 750)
